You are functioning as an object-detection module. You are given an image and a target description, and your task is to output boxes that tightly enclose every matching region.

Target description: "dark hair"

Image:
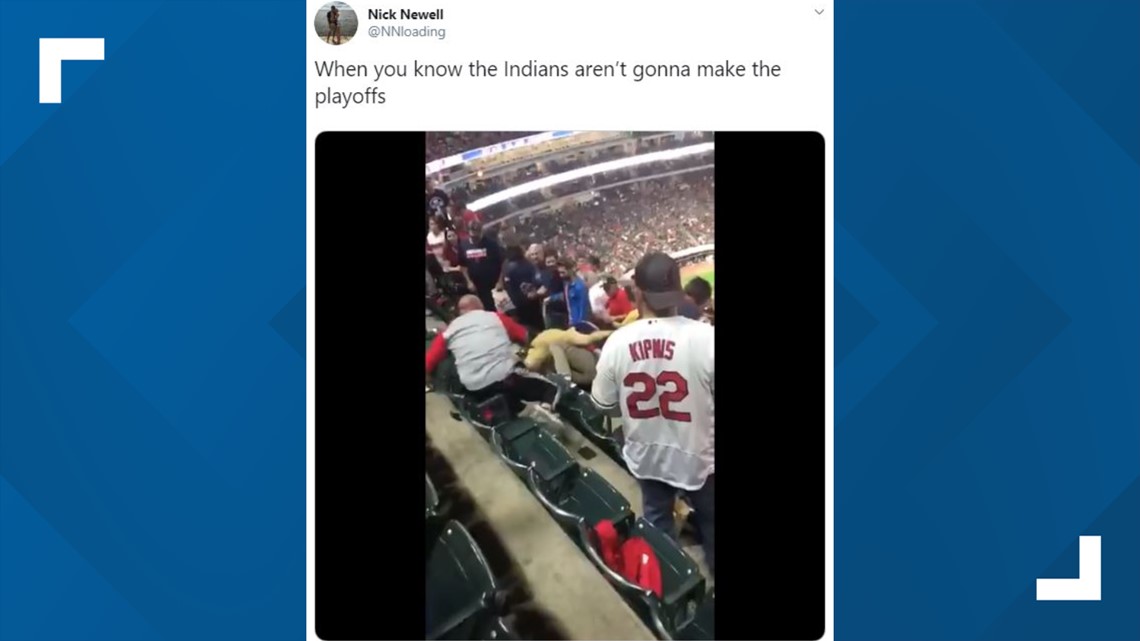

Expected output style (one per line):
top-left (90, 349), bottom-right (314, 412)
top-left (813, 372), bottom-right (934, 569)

top-left (429, 214), bottom-right (447, 229)
top-left (559, 257), bottom-right (577, 270)
top-left (505, 244), bottom-right (525, 262)
top-left (588, 255), bottom-right (602, 269)
top-left (684, 276), bottom-right (713, 306)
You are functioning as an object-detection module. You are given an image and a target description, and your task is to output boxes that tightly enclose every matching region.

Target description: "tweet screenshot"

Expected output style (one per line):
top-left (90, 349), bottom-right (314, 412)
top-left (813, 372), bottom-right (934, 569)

top-left (309, 1), bottom-right (832, 639)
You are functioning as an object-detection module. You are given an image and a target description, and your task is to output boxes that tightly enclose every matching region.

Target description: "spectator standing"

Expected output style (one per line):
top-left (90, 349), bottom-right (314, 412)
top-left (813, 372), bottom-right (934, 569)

top-left (538, 251), bottom-right (567, 329)
top-left (590, 252), bottom-right (715, 576)
top-left (457, 221), bottom-right (505, 313)
top-left (451, 198), bottom-right (482, 243)
top-left (502, 244), bottom-right (544, 331)
top-left (558, 258), bottom-right (591, 328)
top-left (426, 179), bottom-right (450, 223)
top-left (426, 215), bottom-right (459, 271)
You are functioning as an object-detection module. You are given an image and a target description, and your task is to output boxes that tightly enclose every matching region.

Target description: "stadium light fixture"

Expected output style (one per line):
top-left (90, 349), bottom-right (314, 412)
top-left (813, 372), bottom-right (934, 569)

top-left (467, 142), bottom-right (715, 212)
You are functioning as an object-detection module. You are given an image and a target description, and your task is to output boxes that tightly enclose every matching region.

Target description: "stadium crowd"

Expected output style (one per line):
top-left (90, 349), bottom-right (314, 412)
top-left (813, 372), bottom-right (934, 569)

top-left (499, 170), bottom-right (714, 277)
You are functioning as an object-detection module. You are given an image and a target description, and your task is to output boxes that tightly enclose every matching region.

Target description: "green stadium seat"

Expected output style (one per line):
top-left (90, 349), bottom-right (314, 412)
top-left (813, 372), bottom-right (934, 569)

top-left (674, 590), bottom-right (715, 641)
top-left (496, 416), bottom-right (539, 443)
top-left (477, 616), bottom-right (519, 641)
top-left (543, 371), bottom-right (575, 404)
top-left (633, 518), bottom-right (707, 635)
top-left (426, 520), bottom-right (498, 640)
top-left (470, 395), bottom-right (514, 430)
top-left (424, 475), bottom-right (445, 555)
top-left (578, 517), bottom-right (708, 640)
top-left (449, 396), bottom-right (517, 443)
top-left (550, 379), bottom-right (626, 467)
top-left (425, 474), bottom-right (439, 520)
top-left (431, 355), bottom-right (464, 400)
top-left (425, 328), bottom-right (462, 397)
top-left (529, 466), bottom-right (635, 535)
top-left (576, 518), bottom-right (662, 631)
top-left (492, 424), bottom-right (578, 498)
top-left (426, 299), bottom-right (454, 323)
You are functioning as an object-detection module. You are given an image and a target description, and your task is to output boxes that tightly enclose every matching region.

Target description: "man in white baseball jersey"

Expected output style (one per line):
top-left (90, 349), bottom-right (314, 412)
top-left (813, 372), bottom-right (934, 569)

top-left (590, 252), bottom-right (715, 575)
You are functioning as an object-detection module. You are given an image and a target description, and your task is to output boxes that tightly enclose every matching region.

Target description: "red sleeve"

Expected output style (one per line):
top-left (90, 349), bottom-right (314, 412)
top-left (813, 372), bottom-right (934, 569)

top-left (425, 334), bottom-right (448, 374)
top-left (496, 312), bottom-right (529, 344)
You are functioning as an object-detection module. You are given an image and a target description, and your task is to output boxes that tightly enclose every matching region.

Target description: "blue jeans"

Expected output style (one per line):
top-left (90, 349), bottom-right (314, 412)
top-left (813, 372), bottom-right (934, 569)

top-left (638, 475), bottom-right (715, 577)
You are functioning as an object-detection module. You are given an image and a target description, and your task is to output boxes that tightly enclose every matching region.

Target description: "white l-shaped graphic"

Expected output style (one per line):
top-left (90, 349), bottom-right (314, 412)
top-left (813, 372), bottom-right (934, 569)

top-left (1036, 535), bottom-right (1101, 601)
top-left (39, 38), bottom-right (104, 104)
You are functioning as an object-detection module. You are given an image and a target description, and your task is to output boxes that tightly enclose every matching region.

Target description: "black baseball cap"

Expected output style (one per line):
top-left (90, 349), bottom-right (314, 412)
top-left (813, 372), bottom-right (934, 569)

top-left (633, 252), bottom-right (686, 310)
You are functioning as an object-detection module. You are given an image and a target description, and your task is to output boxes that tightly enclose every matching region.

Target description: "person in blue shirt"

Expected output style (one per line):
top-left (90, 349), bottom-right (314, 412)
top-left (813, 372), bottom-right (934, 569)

top-left (557, 258), bottom-right (591, 327)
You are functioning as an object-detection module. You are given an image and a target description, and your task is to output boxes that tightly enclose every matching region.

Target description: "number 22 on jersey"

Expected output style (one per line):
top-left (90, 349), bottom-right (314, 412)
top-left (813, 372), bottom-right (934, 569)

top-left (623, 371), bottom-right (692, 422)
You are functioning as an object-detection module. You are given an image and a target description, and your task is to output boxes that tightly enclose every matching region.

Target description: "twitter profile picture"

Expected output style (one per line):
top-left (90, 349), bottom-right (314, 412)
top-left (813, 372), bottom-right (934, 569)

top-left (315, 2), bottom-right (358, 45)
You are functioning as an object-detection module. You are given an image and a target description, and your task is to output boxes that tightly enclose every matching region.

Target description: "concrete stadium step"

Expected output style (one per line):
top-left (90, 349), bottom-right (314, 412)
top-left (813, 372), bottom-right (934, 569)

top-left (426, 394), bottom-right (655, 641)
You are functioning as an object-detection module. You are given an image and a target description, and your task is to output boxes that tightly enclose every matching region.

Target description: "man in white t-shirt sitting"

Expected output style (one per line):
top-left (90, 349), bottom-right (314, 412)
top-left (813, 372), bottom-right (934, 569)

top-left (587, 275), bottom-right (622, 328)
top-left (590, 252), bottom-right (715, 575)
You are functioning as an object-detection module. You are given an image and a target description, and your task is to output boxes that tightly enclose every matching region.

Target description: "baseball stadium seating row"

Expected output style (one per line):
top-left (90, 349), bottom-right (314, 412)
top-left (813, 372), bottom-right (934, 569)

top-left (426, 473), bottom-right (519, 640)
top-left (425, 326), bottom-right (715, 640)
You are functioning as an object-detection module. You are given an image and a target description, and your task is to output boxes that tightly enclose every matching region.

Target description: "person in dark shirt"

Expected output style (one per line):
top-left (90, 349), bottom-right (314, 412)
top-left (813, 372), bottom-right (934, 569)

top-left (426, 178), bottom-right (450, 222)
top-left (681, 276), bottom-right (713, 321)
top-left (502, 244), bottom-right (543, 331)
top-left (457, 220), bottom-right (504, 313)
top-left (537, 251), bottom-right (567, 329)
top-left (537, 252), bottom-right (564, 297)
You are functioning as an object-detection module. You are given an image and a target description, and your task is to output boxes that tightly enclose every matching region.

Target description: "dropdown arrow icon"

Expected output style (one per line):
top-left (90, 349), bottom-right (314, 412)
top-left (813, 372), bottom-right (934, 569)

top-left (815, 8), bottom-right (825, 14)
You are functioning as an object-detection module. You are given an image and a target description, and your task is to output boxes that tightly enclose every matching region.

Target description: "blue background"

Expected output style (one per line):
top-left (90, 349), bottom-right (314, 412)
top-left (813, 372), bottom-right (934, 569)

top-left (1, 1), bottom-right (1137, 641)
top-left (836, 1), bottom-right (1139, 640)
top-left (1, 1), bottom-right (305, 640)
